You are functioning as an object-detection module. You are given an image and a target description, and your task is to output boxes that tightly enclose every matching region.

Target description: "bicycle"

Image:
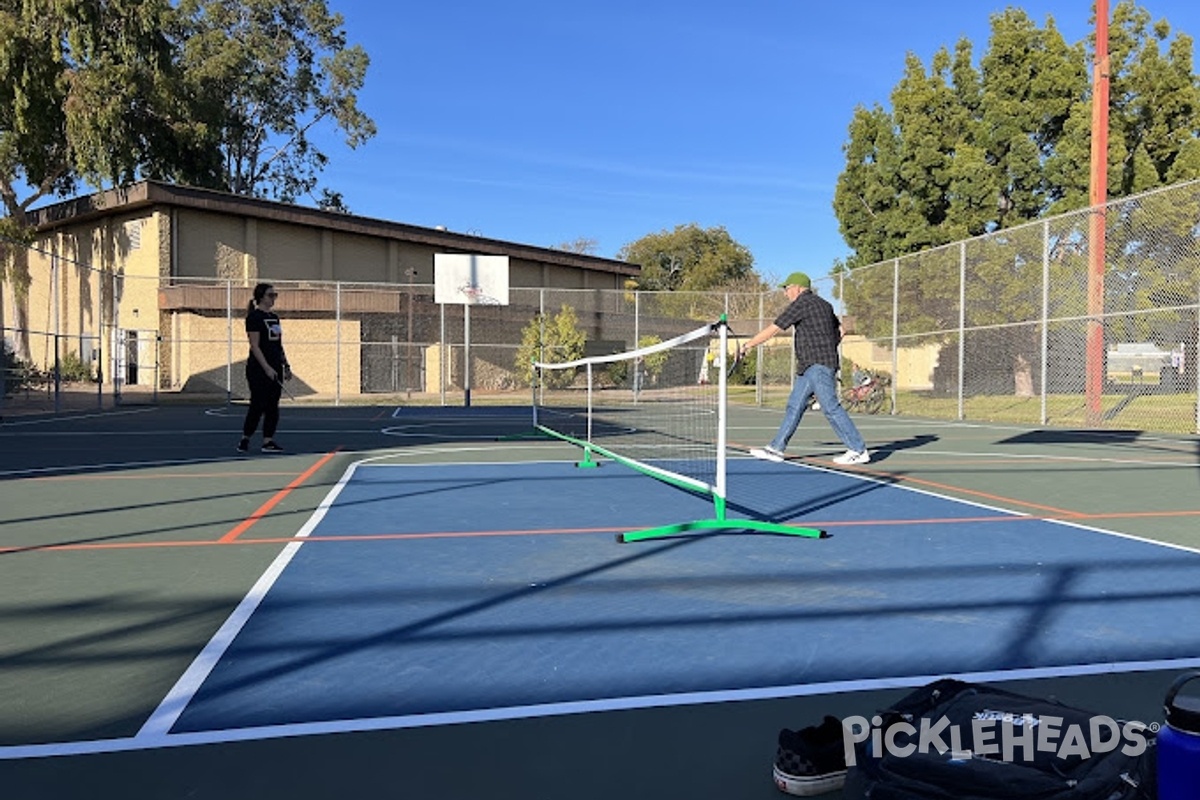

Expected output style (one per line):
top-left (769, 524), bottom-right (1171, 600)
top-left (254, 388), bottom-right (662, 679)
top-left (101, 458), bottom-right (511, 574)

top-left (842, 370), bottom-right (888, 414)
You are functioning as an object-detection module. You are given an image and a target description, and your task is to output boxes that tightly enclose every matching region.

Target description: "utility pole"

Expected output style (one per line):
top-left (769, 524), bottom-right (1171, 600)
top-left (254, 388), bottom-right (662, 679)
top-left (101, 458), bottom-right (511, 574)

top-left (1086, 0), bottom-right (1111, 425)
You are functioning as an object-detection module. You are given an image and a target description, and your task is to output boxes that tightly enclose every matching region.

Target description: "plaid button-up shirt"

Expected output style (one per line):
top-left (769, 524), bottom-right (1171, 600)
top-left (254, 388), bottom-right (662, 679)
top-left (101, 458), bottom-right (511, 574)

top-left (773, 291), bottom-right (842, 375)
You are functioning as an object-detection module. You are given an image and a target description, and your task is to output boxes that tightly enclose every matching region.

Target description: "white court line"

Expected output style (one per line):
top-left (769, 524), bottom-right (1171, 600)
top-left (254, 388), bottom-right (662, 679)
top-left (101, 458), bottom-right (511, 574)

top-left (0, 406), bottom-right (159, 427)
top-left (861, 447), bottom-right (1197, 468)
top-left (0, 455), bottom-right (249, 479)
top-left (0, 428), bottom-right (388, 438)
top-left (2, 447), bottom-right (1198, 761)
top-left (135, 455), bottom-right (369, 740)
top-left (6, 655), bottom-right (1200, 760)
top-left (788, 456), bottom-right (1200, 556)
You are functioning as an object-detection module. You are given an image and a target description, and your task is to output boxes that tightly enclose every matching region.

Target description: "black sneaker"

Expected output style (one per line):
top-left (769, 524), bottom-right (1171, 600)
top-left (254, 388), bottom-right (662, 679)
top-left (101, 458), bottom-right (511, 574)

top-left (261, 440), bottom-right (283, 453)
top-left (772, 715), bottom-right (847, 796)
top-left (236, 437), bottom-right (250, 453)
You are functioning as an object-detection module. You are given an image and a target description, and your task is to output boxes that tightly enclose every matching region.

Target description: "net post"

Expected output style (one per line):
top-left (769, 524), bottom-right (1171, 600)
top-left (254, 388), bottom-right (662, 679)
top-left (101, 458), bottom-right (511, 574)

top-left (533, 319), bottom-right (827, 543)
top-left (585, 362), bottom-right (593, 444)
top-left (716, 315), bottom-right (729, 521)
top-left (576, 445), bottom-right (600, 469)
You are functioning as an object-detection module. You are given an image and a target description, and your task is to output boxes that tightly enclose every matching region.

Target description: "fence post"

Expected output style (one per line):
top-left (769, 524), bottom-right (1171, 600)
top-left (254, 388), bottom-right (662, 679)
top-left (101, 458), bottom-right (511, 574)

top-left (52, 248), bottom-right (61, 414)
top-left (1040, 220), bottom-right (1050, 425)
top-left (1194, 283), bottom-right (1200, 435)
top-left (958, 243), bottom-right (966, 421)
top-left (892, 257), bottom-right (900, 414)
top-left (756, 291), bottom-right (765, 406)
top-left (633, 290), bottom-right (639, 358)
top-left (537, 287), bottom-right (547, 408)
top-left (95, 265), bottom-right (102, 409)
top-left (154, 333), bottom-right (161, 404)
top-left (0, 275), bottom-right (6, 417)
top-left (463, 300), bottom-right (471, 408)
top-left (336, 282), bottom-right (342, 407)
top-left (226, 280), bottom-right (233, 405)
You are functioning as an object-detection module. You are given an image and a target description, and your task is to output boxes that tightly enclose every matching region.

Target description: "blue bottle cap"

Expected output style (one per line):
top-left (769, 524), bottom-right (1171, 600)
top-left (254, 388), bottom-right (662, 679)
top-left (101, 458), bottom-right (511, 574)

top-left (1165, 672), bottom-right (1200, 733)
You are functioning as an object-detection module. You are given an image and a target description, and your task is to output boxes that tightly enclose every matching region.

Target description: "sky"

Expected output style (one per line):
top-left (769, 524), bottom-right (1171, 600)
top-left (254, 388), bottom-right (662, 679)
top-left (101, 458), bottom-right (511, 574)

top-left (306, 1), bottom-right (1200, 283)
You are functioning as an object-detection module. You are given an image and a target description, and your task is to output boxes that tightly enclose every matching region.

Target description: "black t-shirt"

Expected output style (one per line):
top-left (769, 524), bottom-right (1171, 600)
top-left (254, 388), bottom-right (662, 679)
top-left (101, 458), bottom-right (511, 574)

top-left (773, 290), bottom-right (842, 374)
top-left (245, 307), bottom-right (285, 370)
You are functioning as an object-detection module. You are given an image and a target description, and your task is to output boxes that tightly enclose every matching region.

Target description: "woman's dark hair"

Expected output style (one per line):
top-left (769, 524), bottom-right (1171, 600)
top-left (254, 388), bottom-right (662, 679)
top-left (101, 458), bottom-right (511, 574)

top-left (247, 283), bottom-right (274, 313)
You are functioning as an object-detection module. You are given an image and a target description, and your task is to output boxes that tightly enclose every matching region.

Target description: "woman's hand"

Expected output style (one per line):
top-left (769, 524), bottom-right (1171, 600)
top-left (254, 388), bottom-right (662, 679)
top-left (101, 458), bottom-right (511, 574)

top-left (265, 366), bottom-right (278, 382)
top-left (282, 363), bottom-right (292, 381)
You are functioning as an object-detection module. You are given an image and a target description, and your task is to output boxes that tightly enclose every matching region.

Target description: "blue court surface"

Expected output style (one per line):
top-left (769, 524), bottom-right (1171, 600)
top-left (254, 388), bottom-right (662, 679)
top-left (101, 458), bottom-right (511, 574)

top-left (138, 456), bottom-right (1200, 741)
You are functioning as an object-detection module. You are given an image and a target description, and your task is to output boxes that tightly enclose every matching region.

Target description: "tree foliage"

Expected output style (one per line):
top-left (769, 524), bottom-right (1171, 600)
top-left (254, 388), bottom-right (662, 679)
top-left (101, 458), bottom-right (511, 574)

top-left (514, 305), bottom-right (587, 388)
top-left (833, 1), bottom-right (1200, 394)
top-left (834, 1), bottom-right (1200, 271)
top-left (0, 0), bottom-right (374, 230)
top-left (552, 237), bottom-right (599, 255)
top-left (0, 0), bottom-right (374, 358)
top-left (617, 223), bottom-right (756, 292)
top-left (0, 0), bottom-right (205, 358)
top-left (172, 0), bottom-right (375, 203)
top-left (0, 0), bottom-right (193, 231)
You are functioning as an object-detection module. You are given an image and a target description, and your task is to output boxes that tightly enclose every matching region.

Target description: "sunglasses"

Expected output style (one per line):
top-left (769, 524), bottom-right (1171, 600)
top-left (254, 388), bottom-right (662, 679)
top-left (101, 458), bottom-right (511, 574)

top-left (265, 292), bottom-right (279, 298)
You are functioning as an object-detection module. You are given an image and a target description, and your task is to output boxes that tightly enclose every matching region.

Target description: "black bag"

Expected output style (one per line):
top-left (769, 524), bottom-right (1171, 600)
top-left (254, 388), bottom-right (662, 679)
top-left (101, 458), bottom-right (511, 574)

top-left (842, 678), bottom-right (1156, 799)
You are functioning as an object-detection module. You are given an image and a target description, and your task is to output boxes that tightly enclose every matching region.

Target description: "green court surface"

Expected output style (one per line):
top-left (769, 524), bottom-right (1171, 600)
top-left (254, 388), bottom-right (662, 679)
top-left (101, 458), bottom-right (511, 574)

top-left (0, 402), bottom-right (1197, 799)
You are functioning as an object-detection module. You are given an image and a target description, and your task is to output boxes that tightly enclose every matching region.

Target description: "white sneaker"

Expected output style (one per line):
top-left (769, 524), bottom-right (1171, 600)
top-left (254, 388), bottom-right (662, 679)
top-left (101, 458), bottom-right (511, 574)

top-left (832, 449), bottom-right (871, 465)
top-left (750, 446), bottom-right (786, 463)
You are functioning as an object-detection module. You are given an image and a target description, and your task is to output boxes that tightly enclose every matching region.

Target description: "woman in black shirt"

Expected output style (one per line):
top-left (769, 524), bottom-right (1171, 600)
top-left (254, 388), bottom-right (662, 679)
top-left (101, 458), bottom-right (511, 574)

top-left (238, 283), bottom-right (291, 453)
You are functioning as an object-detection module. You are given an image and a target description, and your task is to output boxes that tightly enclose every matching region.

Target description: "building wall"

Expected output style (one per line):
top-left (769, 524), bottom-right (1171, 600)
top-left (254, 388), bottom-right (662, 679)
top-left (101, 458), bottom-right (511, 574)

top-left (16, 184), bottom-right (636, 394)
top-left (14, 211), bottom-right (163, 383)
top-left (171, 312), bottom-right (360, 397)
top-left (841, 335), bottom-right (940, 391)
top-left (168, 209), bottom-right (629, 291)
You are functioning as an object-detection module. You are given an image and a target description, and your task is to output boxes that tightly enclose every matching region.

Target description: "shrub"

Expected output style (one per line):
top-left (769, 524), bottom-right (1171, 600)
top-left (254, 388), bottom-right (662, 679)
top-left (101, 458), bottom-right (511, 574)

top-left (514, 305), bottom-right (587, 388)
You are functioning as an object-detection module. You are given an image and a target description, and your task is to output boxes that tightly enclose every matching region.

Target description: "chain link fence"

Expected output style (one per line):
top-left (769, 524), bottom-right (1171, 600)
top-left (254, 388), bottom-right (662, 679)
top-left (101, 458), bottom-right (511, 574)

top-left (4, 180), bottom-right (1198, 432)
top-left (841, 180), bottom-right (1200, 434)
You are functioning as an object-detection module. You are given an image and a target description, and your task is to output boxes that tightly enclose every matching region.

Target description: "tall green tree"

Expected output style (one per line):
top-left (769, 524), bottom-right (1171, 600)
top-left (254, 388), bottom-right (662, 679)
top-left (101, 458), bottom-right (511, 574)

top-left (0, 0), bottom-right (204, 358)
top-left (618, 223), bottom-right (761, 323)
top-left (618, 223), bottom-right (755, 293)
top-left (835, 1), bottom-right (1200, 396)
top-left (173, 0), bottom-right (376, 203)
top-left (1, 0), bottom-right (376, 359)
top-left (832, 105), bottom-right (905, 269)
top-left (979, 11), bottom-right (1086, 223)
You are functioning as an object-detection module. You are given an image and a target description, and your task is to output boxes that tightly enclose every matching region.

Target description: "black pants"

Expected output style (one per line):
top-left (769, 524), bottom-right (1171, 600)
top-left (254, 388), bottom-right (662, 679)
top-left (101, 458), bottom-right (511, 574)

top-left (243, 361), bottom-right (282, 439)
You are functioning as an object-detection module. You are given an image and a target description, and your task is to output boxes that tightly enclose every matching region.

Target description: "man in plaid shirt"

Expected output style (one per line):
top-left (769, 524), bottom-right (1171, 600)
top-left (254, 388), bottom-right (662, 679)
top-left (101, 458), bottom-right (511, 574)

top-left (738, 271), bottom-right (870, 465)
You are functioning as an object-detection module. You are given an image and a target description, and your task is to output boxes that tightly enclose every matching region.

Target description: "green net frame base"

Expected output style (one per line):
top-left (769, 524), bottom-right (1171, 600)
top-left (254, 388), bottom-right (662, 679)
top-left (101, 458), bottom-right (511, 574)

top-left (532, 425), bottom-right (826, 544)
top-left (617, 518), bottom-right (826, 544)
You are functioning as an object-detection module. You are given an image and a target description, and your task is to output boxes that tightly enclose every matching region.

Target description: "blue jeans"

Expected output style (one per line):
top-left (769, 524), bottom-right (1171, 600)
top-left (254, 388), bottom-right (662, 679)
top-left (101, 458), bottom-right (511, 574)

top-left (769, 364), bottom-right (867, 453)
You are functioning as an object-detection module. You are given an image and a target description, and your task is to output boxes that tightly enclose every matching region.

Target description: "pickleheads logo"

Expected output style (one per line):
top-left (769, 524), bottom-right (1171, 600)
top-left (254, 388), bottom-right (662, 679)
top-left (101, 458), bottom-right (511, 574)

top-left (841, 711), bottom-right (1155, 766)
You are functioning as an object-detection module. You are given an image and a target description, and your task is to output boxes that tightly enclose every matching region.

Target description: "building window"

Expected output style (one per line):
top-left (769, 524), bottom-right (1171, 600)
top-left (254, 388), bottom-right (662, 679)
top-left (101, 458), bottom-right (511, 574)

top-left (124, 220), bottom-right (142, 250)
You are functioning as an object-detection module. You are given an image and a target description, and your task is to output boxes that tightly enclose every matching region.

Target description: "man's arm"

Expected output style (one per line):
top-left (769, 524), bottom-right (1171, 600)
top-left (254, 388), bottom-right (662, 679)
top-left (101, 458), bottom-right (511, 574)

top-left (739, 323), bottom-right (783, 355)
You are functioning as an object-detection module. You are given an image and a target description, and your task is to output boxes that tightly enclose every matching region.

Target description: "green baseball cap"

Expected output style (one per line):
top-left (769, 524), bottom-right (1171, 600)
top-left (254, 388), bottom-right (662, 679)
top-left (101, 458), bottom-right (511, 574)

top-left (780, 271), bottom-right (812, 289)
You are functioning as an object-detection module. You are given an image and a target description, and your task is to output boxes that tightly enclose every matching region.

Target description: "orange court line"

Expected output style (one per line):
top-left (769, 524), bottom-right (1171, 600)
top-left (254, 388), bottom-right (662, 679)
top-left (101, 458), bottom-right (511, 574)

top-left (8, 508), bottom-right (1200, 555)
top-left (217, 449), bottom-right (342, 544)
top-left (823, 462), bottom-right (1088, 518)
top-left (730, 442), bottom-right (1189, 519)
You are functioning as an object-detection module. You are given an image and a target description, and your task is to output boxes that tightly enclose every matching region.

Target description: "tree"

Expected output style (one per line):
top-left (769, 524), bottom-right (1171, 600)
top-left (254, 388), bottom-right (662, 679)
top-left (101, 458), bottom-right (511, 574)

top-left (173, 0), bottom-right (376, 203)
top-left (552, 237), bottom-right (599, 255)
top-left (514, 305), bottom-right (587, 388)
top-left (618, 223), bottom-right (755, 292)
top-left (834, 1), bottom-right (1200, 396)
top-left (1, 0), bottom-right (375, 360)
top-left (0, 0), bottom-right (205, 359)
top-left (616, 223), bottom-right (762, 322)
